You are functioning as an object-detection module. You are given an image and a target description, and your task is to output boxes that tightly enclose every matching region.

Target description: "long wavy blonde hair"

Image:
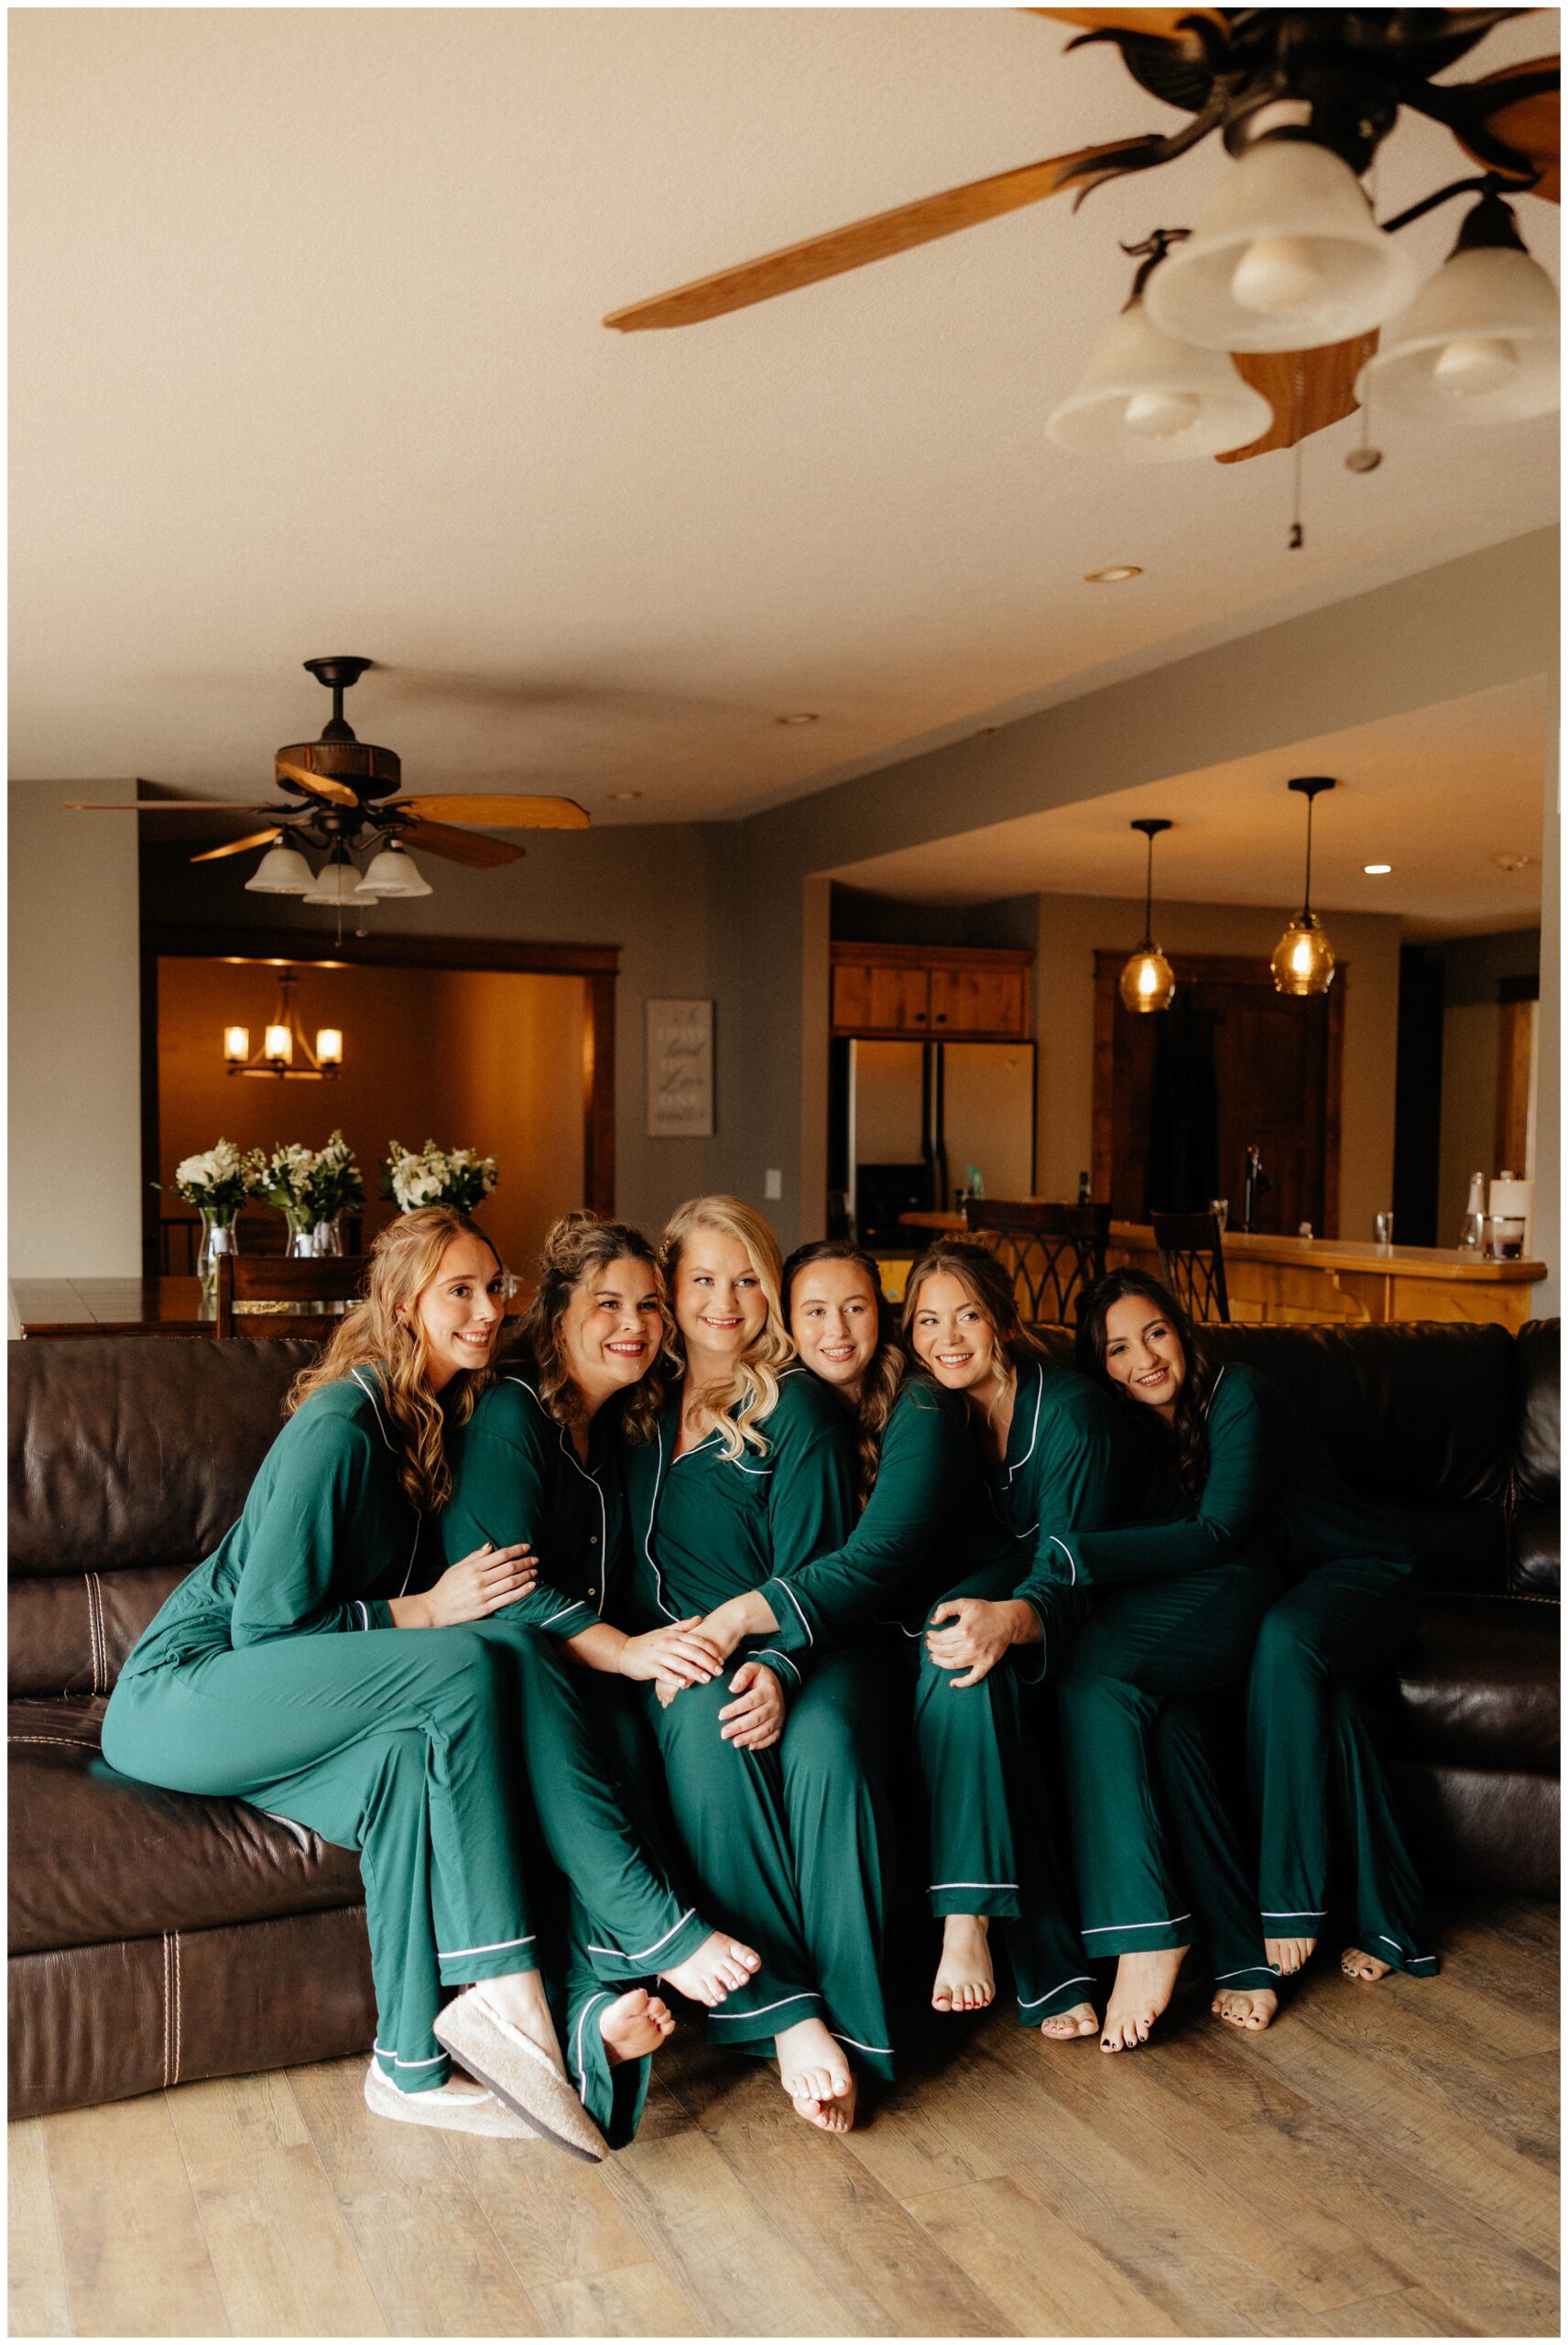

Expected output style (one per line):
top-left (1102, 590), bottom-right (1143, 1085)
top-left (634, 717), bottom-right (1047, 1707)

top-left (288, 1206), bottom-right (502, 1513)
top-left (517, 1211), bottom-right (676, 1447)
top-left (660, 1194), bottom-right (795, 1459)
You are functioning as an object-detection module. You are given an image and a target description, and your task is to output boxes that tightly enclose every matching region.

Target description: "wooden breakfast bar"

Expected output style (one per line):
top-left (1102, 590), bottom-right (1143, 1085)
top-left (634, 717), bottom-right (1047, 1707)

top-left (8, 1277), bottom-right (532, 1339)
top-left (893, 1216), bottom-right (1546, 1328)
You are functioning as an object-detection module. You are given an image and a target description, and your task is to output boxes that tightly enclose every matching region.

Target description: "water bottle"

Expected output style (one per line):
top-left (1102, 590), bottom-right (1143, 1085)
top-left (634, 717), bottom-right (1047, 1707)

top-left (1457, 1170), bottom-right (1486, 1254)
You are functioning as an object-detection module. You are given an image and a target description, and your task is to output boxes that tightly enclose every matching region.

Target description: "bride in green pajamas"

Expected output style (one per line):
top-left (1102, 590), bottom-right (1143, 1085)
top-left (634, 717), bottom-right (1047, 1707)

top-left (621, 1195), bottom-right (899, 2134)
top-left (693, 1238), bottom-right (1098, 2041)
top-left (102, 1207), bottom-right (652, 2158)
top-left (1078, 1269), bottom-right (1435, 1989)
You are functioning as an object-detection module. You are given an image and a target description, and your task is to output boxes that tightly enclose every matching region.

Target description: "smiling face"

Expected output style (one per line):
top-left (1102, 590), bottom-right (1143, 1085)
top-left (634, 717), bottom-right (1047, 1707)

top-left (908, 1269), bottom-right (1002, 1395)
top-left (672, 1224), bottom-right (770, 1364)
top-left (789, 1258), bottom-right (881, 1396)
top-left (1101, 1292), bottom-right (1187, 1420)
top-left (558, 1252), bottom-right (664, 1412)
top-left (410, 1232), bottom-right (506, 1394)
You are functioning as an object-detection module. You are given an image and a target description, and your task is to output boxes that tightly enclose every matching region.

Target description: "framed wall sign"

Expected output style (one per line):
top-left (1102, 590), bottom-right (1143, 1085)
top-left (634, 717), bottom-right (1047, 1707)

top-left (646, 998), bottom-right (714, 1138)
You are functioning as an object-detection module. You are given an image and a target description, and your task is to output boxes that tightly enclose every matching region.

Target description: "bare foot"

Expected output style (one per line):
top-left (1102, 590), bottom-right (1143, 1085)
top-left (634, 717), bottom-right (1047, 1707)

top-left (1101, 1947), bottom-right (1188, 2053)
top-left (1040, 2001), bottom-right (1098, 2042)
top-left (776, 2016), bottom-right (855, 2133)
top-left (1211, 1985), bottom-right (1279, 2033)
top-left (601, 1988), bottom-right (676, 2067)
top-left (932, 1915), bottom-right (994, 2012)
top-left (1265, 1935), bottom-right (1317, 1977)
top-left (475, 1973), bottom-right (569, 2079)
top-left (661, 1931), bottom-right (762, 2007)
top-left (1341, 1946), bottom-right (1394, 1981)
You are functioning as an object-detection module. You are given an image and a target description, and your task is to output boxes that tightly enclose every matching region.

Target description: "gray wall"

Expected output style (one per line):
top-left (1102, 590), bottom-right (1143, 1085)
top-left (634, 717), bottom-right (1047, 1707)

top-left (1431, 927), bottom-right (1543, 1249)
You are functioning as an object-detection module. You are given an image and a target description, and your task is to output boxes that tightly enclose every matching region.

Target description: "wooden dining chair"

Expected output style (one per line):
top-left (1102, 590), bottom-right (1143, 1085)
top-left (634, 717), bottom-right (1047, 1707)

top-left (213, 1254), bottom-right (370, 1338)
top-left (1150, 1210), bottom-right (1231, 1325)
top-left (962, 1198), bottom-right (1111, 1327)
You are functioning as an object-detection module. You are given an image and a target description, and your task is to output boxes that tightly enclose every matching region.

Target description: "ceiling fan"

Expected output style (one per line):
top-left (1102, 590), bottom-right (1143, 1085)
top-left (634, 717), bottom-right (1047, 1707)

top-left (63, 657), bottom-right (590, 901)
top-left (604, 10), bottom-right (1559, 464)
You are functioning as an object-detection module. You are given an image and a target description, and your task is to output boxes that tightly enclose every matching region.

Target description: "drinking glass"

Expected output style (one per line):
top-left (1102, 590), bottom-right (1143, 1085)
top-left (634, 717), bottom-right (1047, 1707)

top-left (1209, 1198), bottom-right (1229, 1232)
top-left (1483, 1215), bottom-right (1526, 1261)
top-left (1374, 1211), bottom-right (1395, 1249)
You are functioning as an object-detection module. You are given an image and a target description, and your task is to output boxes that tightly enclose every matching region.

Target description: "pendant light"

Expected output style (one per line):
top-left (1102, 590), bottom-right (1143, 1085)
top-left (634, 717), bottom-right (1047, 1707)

top-left (1119, 818), bottom-right (1176, 1013)
top-left (1049, 233), bottom-right (1273, 463)
top-left (1144, 133), bottom-right (1420, 354)
top-left (1271, 778), bottom-right (1337, 996)
top-left (356, 841), bottom-right (433, 899)
top-left (224, 966), bottom-right (341, 1079)
top-left (244, 841), bottom-right (314, 894)
top-left (1355, 189), bottom-right (1559, 426)
top-left (302, 848), bottom-right (364, 907)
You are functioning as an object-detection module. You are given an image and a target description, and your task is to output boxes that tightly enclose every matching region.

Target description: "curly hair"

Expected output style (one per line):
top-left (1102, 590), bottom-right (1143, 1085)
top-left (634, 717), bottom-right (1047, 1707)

top-left (660, 1194), bottom-right (795, 1460)
top-left (517, 1211), bottom-right (674, 1447)
top-left (1074, 1267), bottom-right (1214, 1502)
top-left (288, 1206), bottom-right (500, 1514)
top-left (781, 1238), bottom-right (905, 1501)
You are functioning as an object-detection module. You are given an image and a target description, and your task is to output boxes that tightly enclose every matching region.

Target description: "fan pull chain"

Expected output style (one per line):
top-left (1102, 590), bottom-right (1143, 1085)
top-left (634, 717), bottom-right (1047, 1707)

top-left (1289, 355), bottom-right (1305, 550)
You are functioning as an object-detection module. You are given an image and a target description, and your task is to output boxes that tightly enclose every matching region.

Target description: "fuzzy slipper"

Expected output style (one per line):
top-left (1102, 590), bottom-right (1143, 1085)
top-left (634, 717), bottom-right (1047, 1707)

top-left (433, 1988), bottom-right (609, 2163)
top-left (363, 2058), bottom-right (535, 2138)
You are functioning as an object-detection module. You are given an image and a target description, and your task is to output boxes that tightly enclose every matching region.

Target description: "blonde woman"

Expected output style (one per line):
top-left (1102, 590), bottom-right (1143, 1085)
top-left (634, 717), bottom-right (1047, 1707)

top-left (102, 1209), bottom-right (609, 2159)
top-left (617, 1196), bottom-right (900, 2133)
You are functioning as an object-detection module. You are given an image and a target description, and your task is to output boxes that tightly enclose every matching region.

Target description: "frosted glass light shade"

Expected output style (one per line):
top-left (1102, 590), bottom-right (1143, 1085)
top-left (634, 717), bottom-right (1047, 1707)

top-left (223, 1025), bottom-right (250, 1063)
top-left (1048, 300), bottom-right (1272, 461)
top-left (1145, 139), bottom-right (1420, 352)
top-left (356, 844), bottom-right (433, 899)
top-left (245, 844), bottom-right (315, 894)
top-left (302, 857), bottom-right (364, 907)
top-left (315, 1028), bottom-right (343, 1066)
top-left (264, 1022), bottom-right (294, 1063)
top-left (1271, 911), bottom-right (1336, 996)
top-left (1119, 943), bottom-right (1176, 1012)
top-left (1355, 244), bottom-right (1559, 423)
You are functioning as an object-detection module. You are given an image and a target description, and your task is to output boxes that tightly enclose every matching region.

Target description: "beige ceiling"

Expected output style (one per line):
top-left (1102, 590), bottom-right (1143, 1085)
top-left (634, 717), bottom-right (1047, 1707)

top-left (9, 9), bottom-right (1560, 823)
top-left (832, 677), bottom-right (1549, 939)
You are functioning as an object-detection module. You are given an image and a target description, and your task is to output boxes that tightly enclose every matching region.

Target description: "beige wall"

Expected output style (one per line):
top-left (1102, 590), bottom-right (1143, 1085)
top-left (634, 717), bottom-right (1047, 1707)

top-left (1032, 893), bottom-right (1402, 1241)
top-left (434, 968), bottom-right (586, 1272)
top-left (9, 781), bottom-right (142, 1282)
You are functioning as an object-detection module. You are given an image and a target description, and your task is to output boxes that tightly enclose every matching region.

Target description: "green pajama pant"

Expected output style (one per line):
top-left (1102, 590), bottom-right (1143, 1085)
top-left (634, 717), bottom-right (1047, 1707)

top-left (1248, 1561), bottom-right (1434, 1975)
top-left (1155, 1700), bottom-right (1276, 1991)
top-left (102, 1627), bottom-right (539, 2095)
top-left (913, 1561), bottom-right (1094, 2023)
top-left (1059, 1557), bottom-right (1282, 1959)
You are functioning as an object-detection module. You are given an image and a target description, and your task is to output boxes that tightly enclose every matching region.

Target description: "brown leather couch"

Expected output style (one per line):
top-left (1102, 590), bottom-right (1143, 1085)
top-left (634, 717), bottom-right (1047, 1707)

top-left (9, 1320), bottom-right (1559, 2118)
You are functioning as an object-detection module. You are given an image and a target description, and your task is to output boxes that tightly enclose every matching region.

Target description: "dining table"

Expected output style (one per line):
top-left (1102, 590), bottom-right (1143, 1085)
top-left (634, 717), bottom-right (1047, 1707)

top-left (9, 1275), bottom-right (532, 1338)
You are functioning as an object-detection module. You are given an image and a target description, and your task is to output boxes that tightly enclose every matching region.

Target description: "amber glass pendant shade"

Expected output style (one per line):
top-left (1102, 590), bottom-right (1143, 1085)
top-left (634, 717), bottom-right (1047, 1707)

top-left (1120, 943), bottom-right (1177, 1012)
top-left (1270, 910), bottom-right (1336, 995)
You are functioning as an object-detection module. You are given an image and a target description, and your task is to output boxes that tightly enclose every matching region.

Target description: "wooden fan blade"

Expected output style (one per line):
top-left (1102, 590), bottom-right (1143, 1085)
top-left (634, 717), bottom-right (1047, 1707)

top-left (399, 793), bottom-right (590, 829)
top-left (61, 799), bottom-right (279, 812)
top-left (1023, 8), bottom-right (1225, 34)
top-left (1214, 334), bottom-right (1377, 464)
top-left (274, 757), bottom-right (360, 807)
top-left (604, 141), bottom-right (1137, 331)
top-left (190, 829), bottom-right (281, 865)
top-left (1454, 56), bottom-right (1560, 198)
top-left (406, 819), bottom-right (525, 868)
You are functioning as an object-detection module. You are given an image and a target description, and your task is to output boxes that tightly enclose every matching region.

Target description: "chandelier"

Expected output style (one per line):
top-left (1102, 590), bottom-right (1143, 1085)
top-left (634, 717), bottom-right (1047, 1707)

top-left (223, 966), bottom-right (343, 1080)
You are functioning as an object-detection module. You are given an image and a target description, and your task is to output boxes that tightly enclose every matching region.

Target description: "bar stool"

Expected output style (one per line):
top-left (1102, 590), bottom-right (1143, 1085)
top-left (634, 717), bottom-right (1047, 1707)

top-left (1150, 1210), bottom-right (1231, 1325)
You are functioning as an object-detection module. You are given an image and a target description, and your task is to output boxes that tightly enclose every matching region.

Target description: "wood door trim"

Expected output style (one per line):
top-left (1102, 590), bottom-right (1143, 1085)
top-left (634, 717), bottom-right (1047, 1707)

top-left (830, 940), bottom-right (1033, 971)
top-left (141, 925), bottom-right (620, 1266)
top-left (1091, 951), bottom-right (1345, 1234)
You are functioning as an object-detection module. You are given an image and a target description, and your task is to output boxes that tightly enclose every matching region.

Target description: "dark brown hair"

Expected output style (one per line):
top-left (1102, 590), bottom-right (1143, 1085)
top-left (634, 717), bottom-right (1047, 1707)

top-left (900, 1238), bottom-right (1045, 1370)
top-left (781, 1238), bottom-right (905, 1500)
top-left (518, 1212), bottom-right (675, 1446)
top-left (1074, 1267), bottom-right (1214, 1501)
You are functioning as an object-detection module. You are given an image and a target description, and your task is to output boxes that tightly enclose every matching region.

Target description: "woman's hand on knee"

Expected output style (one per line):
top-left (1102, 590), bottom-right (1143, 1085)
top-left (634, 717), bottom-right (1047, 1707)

top-left (924, 1597), bottom-right (1029, 1688)
top-left (617, 1620), bottom-right (724, 1689)
top-left (718, 1661), bottom-right (784, 1751)
top-left (391, 1542), bottom-right (537, 1630)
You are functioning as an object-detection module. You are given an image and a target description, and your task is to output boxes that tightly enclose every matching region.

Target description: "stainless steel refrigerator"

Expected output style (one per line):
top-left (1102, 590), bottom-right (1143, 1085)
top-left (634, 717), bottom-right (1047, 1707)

top-left (833, 1038), bottom-right (1037, 1247)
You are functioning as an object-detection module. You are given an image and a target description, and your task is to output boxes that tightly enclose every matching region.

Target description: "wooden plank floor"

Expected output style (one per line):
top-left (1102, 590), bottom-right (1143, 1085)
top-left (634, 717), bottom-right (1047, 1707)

top-left (10, 1900), bottom-right (1558, 2339)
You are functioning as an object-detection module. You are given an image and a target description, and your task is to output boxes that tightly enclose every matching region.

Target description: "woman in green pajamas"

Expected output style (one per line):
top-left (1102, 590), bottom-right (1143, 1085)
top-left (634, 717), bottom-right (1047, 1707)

top-left (101, 1209), bottom-right (659, 2156)
top-left (692, 1238), bottom-right (1098, 2042)
top-left (622, 1195), bottom-right (899, 2133)
top-left (435, 1212), bottom-right (770, 2146)
top-left (1078, 1269), bottom-right (1434, 1989)
top-left (908, 1242), bottom-right (1282, 2054)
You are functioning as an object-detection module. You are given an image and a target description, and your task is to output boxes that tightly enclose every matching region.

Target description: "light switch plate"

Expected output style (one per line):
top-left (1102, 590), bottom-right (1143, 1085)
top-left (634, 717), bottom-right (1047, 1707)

top-left (764, 1168), bottom-right (782, 1201)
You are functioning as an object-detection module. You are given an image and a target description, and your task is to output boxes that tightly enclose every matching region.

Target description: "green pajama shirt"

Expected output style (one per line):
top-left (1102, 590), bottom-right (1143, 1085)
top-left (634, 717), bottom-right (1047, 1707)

top-left (757, 1373), bottom-right (1095, 2024)
top-left (622, 1370), bottom-right (899, 2077)
top-left (102, 1370), bottom-right (540, 2096)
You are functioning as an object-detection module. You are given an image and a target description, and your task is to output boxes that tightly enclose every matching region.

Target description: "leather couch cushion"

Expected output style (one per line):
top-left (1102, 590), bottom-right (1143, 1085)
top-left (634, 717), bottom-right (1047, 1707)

top-left (9, 1565), bottom-right (186, 1699)
top-left (8, 1337), bottom-right (318, 1582)
top-left (1391, 1760), bottom-right (1559, 1899)
top-left (8, 1698), bottom-right (364, 1955)
top-left (1512, 1320), bottom-right (1560, 1597)
top-left (1375, 1594), bottom-right (1560, 1772)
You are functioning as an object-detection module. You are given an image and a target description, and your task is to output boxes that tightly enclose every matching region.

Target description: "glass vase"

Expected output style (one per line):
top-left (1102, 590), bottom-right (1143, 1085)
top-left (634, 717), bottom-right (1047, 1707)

top-left (196, 1208), bottom-right (238, 1299)
top-left (287, 1215), bottom-right (343, 1258)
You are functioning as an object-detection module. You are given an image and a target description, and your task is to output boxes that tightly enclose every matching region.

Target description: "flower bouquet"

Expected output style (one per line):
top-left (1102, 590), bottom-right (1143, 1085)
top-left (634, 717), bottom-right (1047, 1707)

top-left (253, 1131), bottom-right (365, 1255)
top-left (157, 1139), bottom-right (257, 1290)
top-left (382, 1139), bottom-right (500, 1215)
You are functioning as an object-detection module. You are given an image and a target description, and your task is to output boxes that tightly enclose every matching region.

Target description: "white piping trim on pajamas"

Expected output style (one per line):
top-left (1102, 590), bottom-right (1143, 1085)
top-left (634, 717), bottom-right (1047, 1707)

top-left (774, 1582), bottom-right (814, 1646)
top-left (1017, 1976), bottom-right (1094, 2008)
top-left (540, 1601), bottom-right (591, 1628)
top-left (584, 1908), bottom-right (697, 1963)
top-left (1214, 1967), bottom-right (1273, 1981)
top-left (707, 1993), bottom-right (817, 2021)
top-left (1082, 1913), bottom-right (1191, 1935)
top-left (640, 1423), bottom-right (679, 1620)
top-left (435, 1932), bottom-right (536, 1959)
top-left (508, 1374), bottom-right (610, 1616)
top-left (930, 1881), bottom-right (1018, 1892)
top-left (374, 2044), bottom-right (448, 2067)
top-left (1006, 1366), bottom-right (1045, 1482)
top-left (398, 1510), bottom-right (422, 1598)
top-left (1047, 1534), bottom-right (1076, 1586)
top-left (832, 2034), bottom-right (893, 2054)
top-left (1261, 1909), bottom-right (1326, 1918)
top-left (352, 1599), bottom-right (370, 1631)
top-left (574, 1991), bottom-right (613, 2105)
top-left (351, 1367), bottom-right (397, 1454)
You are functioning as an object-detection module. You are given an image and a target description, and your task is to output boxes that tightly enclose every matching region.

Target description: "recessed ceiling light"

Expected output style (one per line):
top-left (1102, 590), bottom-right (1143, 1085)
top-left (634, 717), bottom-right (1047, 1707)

top-left (1084, 565), bottom-right (1143, 584)
top-left (608, 790), bottom-right (643, 802)
top-left (1364, 862), bottom-right (1392, 875)
top-left (776, 712), bottom-right (820, 725)
top-left (1492, 851), bottom-right (1532, 872)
